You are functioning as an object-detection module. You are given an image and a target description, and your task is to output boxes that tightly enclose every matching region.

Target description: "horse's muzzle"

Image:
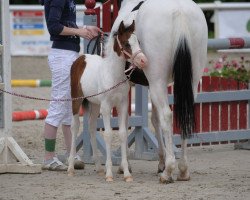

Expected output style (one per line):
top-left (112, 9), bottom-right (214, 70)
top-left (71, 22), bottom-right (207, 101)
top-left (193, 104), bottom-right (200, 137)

top-left (133, 52), bottom-right (148, 69)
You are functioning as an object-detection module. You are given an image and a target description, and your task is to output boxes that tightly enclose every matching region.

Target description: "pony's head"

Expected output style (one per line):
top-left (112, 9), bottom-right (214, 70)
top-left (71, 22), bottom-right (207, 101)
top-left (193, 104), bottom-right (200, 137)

top-left (113, 20), bottom-right (148, 69)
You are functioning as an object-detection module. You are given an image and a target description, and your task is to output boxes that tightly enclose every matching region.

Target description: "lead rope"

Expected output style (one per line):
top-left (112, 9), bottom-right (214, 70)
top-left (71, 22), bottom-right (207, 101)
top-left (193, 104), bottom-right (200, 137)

top-left (0, 76), bottom-right (131, 102)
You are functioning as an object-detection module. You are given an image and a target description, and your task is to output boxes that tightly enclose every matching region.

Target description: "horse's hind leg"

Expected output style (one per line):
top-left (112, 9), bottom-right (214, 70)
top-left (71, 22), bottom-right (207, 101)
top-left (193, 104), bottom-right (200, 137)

top-left (177, 139), bottom-right (190, 181)
top-left (149, 84), bottom-right (175, 184)
top-left (151, 103), bottom-right (165, 173)
top-left (176, 47), bottom-right (207, 181)
top-left (88, 103), bottom-right (104, 175)
top-left (117, 99), bottom-right (133, 182)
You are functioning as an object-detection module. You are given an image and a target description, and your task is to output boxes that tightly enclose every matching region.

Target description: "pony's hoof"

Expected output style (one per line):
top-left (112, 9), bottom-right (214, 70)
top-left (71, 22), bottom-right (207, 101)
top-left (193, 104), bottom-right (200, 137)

top-left (177, 174), bottom-right (190, 181)
top-left (67, 167), bottom-right (75, 176)
top-left (68, 170), bottom-right (75, 177)
top-left (106, 176), bottom-right (114, 182)
top-left (159, 175), bottom-right (174, 184)
top-left (124, 176), bottom-right (133, 182)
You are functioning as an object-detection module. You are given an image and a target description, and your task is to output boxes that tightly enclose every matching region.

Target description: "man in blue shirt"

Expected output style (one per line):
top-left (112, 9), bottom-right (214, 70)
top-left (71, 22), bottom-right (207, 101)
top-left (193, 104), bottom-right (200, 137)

top-left (40, 0), bottom-right (100, 171)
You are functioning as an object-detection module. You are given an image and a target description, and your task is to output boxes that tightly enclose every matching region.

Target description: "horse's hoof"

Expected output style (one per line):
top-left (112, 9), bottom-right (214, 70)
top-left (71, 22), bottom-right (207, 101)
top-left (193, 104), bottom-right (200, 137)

top-left (124, 176), bottom-right (133, 182)
top-left (159, 175), bottom-right (174, 184)
top-left (177, 174), bottom-right (190, 181)
top-left (106, 176), bottom-right (114, 182)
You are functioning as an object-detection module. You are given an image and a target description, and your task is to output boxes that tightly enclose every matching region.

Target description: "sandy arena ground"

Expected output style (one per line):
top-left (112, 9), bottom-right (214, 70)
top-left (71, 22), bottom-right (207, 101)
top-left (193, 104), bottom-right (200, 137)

top-left (0, 52), bottom-right (250, 200)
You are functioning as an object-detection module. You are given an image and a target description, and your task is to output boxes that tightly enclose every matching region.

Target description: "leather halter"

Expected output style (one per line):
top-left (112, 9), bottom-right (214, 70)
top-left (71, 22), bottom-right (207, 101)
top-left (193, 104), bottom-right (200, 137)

top-left (115, 34), bottom-right (142, 67)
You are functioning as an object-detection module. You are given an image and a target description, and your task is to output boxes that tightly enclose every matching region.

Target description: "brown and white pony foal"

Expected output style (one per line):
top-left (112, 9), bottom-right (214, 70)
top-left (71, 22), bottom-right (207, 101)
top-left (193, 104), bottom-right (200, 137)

top-left (68, 21), bottom-right (147, 182)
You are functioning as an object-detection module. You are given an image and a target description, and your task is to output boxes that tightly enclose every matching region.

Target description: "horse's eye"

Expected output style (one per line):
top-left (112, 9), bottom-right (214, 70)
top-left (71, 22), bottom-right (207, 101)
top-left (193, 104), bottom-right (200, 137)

top-left (138, 40), bottom-right (141, 45)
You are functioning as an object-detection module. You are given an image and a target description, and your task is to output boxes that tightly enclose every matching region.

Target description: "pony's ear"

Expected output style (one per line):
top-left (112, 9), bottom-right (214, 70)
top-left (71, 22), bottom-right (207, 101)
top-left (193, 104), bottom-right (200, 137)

top-left (118, 21), bottom-right (126, 34)
top-left (127, 20), bottom-right (135, 32)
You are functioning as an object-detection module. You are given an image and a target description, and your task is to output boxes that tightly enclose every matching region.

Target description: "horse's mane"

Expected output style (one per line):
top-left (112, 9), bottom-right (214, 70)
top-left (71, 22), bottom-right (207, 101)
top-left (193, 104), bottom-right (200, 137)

top-left (120, 0), bottom-right (144, 10)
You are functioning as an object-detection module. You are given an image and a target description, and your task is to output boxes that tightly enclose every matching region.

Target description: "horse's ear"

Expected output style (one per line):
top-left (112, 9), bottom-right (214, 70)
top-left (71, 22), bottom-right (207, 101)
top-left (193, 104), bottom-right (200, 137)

top-left (128, 20), bottom-right (135, 32)
top-left (118, 21), bottom-right (126, 34)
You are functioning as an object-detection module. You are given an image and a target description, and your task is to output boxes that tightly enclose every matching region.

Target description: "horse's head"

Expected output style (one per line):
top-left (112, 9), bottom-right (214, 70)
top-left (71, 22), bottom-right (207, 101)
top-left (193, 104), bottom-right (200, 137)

top-left (113, 20), bottom-right (148, 69)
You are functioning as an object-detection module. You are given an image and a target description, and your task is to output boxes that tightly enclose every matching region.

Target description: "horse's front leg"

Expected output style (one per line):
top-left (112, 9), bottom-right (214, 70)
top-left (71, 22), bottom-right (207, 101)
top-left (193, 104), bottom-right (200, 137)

top-left (101, 103), bottom-right (114, 182)
top-left (68, 114), bottom-right (80, 176)
top-left (117, 99), bottom-right (133, 182)
top-left (88, 103), bottom-right (104, 175)
top-left (177, 139), bottom-right (190, 181)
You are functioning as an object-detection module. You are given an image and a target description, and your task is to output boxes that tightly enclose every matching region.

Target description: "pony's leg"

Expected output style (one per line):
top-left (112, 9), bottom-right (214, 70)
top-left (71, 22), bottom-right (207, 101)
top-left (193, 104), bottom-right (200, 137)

top-left (116, 100), bottom-right (133, 182)
top-left (177, 139), bottom-right (190, 181)
top-left (149, 84), bottom-right (175, 184)
top-left (68, 95), bottom-right (82, 176)
top-left (151, 102), bottom-right (165, 173)
top-left (88, 103), bottom-right (104, 175)
top-left (68, 114), bottom-right (80, 176)
top-left (101, 104), bottom-right (114, 182)
top-left (117, 107), bottom-right (132, 175)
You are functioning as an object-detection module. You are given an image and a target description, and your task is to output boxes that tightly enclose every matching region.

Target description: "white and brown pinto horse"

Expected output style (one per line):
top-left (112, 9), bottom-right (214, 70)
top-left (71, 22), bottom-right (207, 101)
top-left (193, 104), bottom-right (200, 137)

top-left (116, 0), bottom-right (208, 183)
top-left (68, 21), bottom-right (147, 182)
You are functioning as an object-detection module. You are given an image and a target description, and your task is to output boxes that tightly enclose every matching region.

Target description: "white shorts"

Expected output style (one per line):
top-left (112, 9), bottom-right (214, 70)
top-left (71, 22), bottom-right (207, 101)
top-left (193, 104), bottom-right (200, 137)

top-left (45, 48), bottom-right (79, 127)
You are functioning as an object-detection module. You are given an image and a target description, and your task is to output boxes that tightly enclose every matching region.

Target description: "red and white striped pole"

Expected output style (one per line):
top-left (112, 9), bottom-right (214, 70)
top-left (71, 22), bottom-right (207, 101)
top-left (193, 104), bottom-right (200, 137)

top-left (12, 107), bottom-right (84, 121)
top-left (208, 37), bottom-right (250, 50)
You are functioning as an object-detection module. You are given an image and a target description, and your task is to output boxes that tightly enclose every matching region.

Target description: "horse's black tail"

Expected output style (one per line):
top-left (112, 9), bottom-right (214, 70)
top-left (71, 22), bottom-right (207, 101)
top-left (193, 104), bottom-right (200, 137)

top-left (172, 36), bottom-right (195, 139)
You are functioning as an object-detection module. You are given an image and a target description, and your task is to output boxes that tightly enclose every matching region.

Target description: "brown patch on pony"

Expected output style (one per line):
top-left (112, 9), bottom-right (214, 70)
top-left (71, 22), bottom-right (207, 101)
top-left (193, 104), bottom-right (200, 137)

top-left (70, 55), bottom-right (86, 115)
top-left (113, 21), bottom-right (135, 59)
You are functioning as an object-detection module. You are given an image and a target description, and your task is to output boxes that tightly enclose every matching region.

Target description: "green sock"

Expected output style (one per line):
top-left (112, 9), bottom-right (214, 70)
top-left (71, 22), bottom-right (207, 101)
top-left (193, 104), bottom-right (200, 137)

top-left (45, 138), bottom-right (56, 152)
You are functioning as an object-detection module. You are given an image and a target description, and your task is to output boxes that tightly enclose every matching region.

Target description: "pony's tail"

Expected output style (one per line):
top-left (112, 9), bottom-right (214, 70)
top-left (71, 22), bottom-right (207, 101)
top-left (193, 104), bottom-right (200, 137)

top-left (172, 36), bottom-right (195, 139)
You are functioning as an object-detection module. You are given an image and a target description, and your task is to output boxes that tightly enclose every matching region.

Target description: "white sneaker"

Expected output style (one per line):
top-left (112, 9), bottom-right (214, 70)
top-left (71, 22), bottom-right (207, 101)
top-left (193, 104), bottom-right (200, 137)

top-left (42, 157), bottom-right (68, 171)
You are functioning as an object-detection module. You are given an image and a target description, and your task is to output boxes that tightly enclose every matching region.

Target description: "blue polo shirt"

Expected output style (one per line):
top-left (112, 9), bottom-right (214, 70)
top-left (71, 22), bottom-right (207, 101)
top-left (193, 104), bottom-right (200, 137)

top-left (41, 0), bottom-right (80, 52)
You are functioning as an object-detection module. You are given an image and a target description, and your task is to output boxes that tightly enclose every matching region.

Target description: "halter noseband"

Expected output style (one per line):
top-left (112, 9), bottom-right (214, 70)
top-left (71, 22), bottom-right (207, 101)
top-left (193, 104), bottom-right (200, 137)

top-left (115, 34), bottom-right (142, 66)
